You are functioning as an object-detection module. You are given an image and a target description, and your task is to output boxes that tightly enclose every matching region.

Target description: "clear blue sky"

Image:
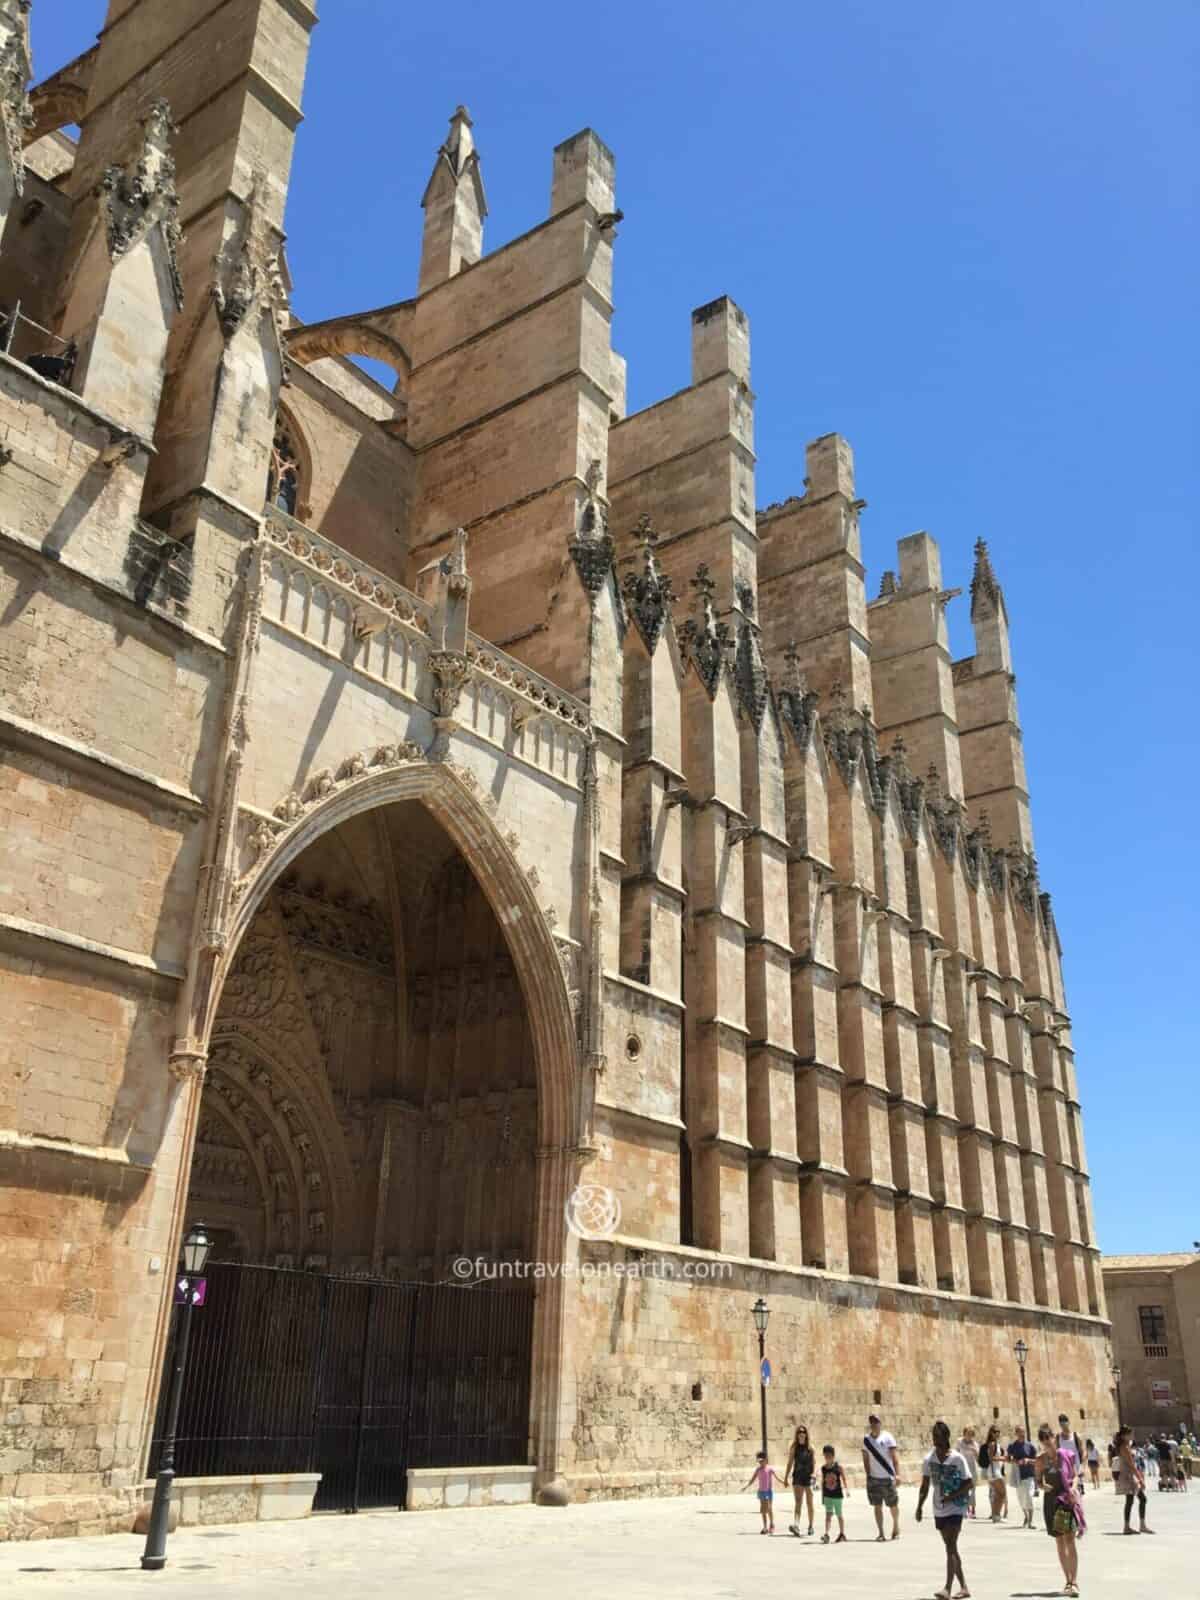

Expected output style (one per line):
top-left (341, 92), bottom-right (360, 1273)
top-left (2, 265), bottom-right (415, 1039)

top-left (35, 4), bottom-right (1197, 1256)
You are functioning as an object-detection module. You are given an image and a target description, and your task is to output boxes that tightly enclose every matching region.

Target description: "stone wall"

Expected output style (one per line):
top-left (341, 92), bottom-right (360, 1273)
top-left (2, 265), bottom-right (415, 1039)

top-left (564, 1239), bottom-right (1114, 1498)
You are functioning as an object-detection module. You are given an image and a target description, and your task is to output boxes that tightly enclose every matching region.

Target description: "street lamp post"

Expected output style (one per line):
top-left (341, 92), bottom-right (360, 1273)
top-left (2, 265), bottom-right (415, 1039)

top-left (1014, 1338), bottom-right (1031, 1440)
top-left (1112, 1363), bottom-right (1123, 1425)
top-left (751, 1297), bottom-right (770, 1457)
top-left (141, 1223), bottom-right (212, 1572)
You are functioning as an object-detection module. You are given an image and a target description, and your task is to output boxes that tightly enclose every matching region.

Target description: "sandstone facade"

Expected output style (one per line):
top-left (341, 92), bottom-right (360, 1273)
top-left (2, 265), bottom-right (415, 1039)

top-left (1103, 1254), bottom-right (1199, 1435)
top-left (0, 1), bottom-right (1110, 1540)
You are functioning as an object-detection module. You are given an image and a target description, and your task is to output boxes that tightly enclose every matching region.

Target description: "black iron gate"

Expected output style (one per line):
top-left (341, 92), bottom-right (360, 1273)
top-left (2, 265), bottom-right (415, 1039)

top-left (148, 1263), bottom-right (534, 1512)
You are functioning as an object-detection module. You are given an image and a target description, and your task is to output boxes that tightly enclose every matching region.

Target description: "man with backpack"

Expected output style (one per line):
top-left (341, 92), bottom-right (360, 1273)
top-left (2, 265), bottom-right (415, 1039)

top-left (1056, 1413), bottom-right (1086, 1496)
top-left (862, 1412), bottom-right (902, 1541)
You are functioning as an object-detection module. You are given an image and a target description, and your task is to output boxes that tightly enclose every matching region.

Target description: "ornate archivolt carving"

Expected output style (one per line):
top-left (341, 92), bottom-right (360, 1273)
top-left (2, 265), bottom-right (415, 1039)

top-left (220, 930), bottom-right (305, 1030)
top-left (98, 99), bottom-right (185, 309)
top-left (206, 1030), bottom-right (349, 1246)
top-left (277, 875), bottom-right (392, 970)
top-left (238, 740), bottom-right (429, 888)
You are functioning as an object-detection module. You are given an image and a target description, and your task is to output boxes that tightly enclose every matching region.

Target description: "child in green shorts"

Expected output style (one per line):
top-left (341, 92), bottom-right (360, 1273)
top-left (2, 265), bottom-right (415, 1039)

top-left (820, 1444), bottom-right (849, 1542)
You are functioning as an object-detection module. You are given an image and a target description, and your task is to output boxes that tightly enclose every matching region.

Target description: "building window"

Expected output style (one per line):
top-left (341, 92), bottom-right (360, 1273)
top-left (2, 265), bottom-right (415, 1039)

top-left (267, 423), bottom-right (301, 517)
top-left (1138, 1304), bottom-right (1168, 1354)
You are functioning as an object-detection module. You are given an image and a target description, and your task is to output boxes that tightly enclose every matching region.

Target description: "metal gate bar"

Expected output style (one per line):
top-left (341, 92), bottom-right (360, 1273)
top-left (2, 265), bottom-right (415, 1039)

top-left (149, 1263), bottom-right (534, 1512)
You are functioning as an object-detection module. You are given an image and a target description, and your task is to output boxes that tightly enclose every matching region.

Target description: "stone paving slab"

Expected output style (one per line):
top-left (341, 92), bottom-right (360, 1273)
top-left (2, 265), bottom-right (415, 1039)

top-left (0, 1483), bottom-right (1196, 1599)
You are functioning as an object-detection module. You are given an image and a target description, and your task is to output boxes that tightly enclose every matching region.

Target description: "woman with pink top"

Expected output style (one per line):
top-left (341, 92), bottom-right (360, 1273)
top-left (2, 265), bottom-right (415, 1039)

top-left (742, 1450), bottom-right (785, 1534)
top-left (1040, 1443), bottom-right (1087, 1597)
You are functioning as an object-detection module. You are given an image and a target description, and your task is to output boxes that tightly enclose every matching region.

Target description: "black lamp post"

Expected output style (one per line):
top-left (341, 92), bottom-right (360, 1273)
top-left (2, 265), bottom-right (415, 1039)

top-left (751, 1297), bottom-right (770, 1457)
top-left (141, 1222), bottom-right (212, 1572)
top-left (1014, 1338), bottom-right (1031, 1439)
top-left (1112, 1362), bottom-right (1123, 1425)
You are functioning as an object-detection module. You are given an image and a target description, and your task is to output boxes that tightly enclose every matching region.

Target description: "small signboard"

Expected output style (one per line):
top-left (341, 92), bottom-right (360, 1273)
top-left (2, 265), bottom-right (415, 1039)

top-left (1150, 1379), bottom-right (1172, 1408)
top-left (174, 1275), bottom-right (207, 1307)
top-left (761, 1357), bottom-right (771, 1386)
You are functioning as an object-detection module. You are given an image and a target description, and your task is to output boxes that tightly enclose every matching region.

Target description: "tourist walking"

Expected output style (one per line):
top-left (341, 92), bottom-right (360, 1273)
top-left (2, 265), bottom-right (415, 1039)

top-left (1056, 1413), bottom-right (1086, 1496)
top-left (1036, 1424), bottom-right (1058, 1535)
top-left (980, 1424), bottom-right (1007, 1520)
top-left (1041, 1441), bottom-right (1086, 1597)
top-left (742, 1450), bottom-right (784, 1534)
top-left (957, 1424), bottom-right (980, 1517)
top-left (1145, 1438), bottom-right (1159, 1484)
top-left (862, 1412), bottom-right (901, 1541)
top-left (916, 1420), bottom-right (973, 1600)
top-left (819, 1444), bottom-right (849, 1543)
top-left (1113, 1424), bottom-right (1153, 1535)
top-left (784, 1422), bottom-right (815, 1537)
top-left (1007, 1423), bottom-right (1039, 1528)
top-left (1085, 1437), bottom-right (1101, 1488)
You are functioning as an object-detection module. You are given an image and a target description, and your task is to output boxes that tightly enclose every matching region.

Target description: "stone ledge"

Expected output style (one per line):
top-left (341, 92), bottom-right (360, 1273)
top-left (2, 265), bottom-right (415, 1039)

top-left (405, 1465), bottom-right (535, 1510)
top-left (136, 1473), bottom-right (321, 1528)
top-left (0, 912), bottom-right (187, 984)
top-left (594, 1232), bottom-right (1112, 1335)
top-left (569, 1468), bottom-right (735, 1501)
top-left (0, 707), bottom-right (208, 813)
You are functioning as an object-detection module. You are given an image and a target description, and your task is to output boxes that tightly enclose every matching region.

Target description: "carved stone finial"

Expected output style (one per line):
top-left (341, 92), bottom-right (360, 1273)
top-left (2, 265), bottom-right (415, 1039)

top-left (422, 104), bottom-right (487, 214)
top-left (733, 609), bottom-right (768, 728)
top-left (689, 563), bottom-right (717, 613)
top-left (822, 681), bottom-right (867, 784)
top-left (214, 176), bottom-right (289, 343)
top-left (428, 649), bottom-right (472, 719)
top-left (621, 514), bottom-right (676, 653)
top-left (970, 537), bottom-right (1005, 622)
top-left (734, 576), bottom-right (756, 619)
top-left (778, 641), bottom-right (819, 749)
top-left (445, 526), bottom-right (470, 598)
top-left (679, 564), bottom-right (731, 698)
top-left (0, 0), bottom-right (32, 200)
top-left (98, 99), bottom-right (184, 309)
top-left (877, 569), bottom-right (898, 598)
top-left (569, 471), bottom-right (614, 597)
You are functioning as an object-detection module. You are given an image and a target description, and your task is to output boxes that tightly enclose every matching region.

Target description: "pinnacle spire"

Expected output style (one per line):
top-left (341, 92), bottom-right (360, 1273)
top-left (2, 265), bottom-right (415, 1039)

top-left (969, 537), bottom-right (1005, 623)
top-left (419, 104), bottom-right (488, 294)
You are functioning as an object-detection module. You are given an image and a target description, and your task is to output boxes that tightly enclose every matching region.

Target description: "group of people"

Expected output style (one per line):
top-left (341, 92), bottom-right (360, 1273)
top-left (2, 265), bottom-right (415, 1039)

top-left (744, 1408), bottom-right (1174, 1599)
top-left (1135, 1429), bottom-right (1195, 1490)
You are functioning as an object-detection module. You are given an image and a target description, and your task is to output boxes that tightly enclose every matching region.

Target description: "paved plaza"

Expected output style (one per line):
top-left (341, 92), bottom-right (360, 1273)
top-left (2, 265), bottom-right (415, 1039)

top-left (0, 1483), bottom-right (1196, 1600)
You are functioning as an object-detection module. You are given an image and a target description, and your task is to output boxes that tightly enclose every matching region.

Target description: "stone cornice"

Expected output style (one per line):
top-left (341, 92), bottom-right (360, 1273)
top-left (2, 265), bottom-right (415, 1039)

top-left (0, 708), bottom-right (207, 813)
top-left (0, 912), bottom-right (185, 986)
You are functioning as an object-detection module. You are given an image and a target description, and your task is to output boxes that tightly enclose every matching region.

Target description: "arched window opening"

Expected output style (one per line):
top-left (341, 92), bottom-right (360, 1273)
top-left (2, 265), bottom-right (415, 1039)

top-left (267, 422), bottom-right (301, 517)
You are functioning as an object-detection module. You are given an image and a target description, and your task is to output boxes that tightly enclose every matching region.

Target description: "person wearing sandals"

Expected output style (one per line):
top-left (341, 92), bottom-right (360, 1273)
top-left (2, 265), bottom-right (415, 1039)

top-left (980, 1424), bottom-right (1008, 1521)
top-left (916, 1419), bottom-right (973, 1600)
top-left (819, 1445), bottom-right (849, 1543)
top-left (1113, 1424), bottom-right (1153, 1536)
top-left (1036, 1424), bottom-right (1059, 1537)
top-left (1043, 1443), bottom-right (1086, 1597)
top-left (862, 1412), bottom-right (901, 1540)
top-left (957, 1425), bottom-right (980, 1518)
top-left (742, 1450), bottom-right (784, 1534)
top-left (784, 1422), bottom-right (816, 1537)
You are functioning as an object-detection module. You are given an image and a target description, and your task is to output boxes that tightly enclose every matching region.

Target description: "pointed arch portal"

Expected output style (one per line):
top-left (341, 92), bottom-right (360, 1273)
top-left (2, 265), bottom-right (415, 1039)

top-left (161, 767), bottom-right (581, 1508)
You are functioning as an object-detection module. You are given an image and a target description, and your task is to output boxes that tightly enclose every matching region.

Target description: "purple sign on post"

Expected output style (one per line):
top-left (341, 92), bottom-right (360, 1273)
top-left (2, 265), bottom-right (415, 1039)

top-left (173, 1276), bottom-right (207, 1307)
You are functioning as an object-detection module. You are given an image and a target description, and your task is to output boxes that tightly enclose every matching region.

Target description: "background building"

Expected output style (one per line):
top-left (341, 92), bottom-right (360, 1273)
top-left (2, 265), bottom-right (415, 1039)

top-left (0, 0), bottom-right (1110, 1540)
top-left (1104, 1253), bottom-right (1200, 1435)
